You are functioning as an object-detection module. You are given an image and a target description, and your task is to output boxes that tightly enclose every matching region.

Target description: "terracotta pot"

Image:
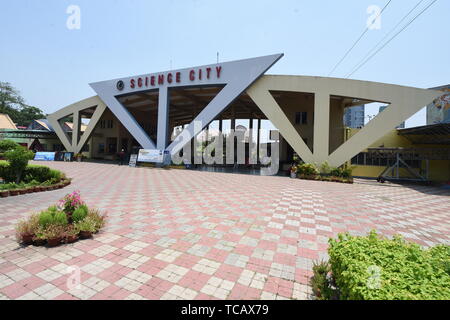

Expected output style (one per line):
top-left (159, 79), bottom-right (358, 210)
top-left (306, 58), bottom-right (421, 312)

top-left (0, 191), bottom-right (9, 198)
top-left (33, 239), bottom-right (46, 246)
top-left (65, 235), bottom-right (79, 244)
top-left (9, 190), bottom-right (19, 196)
top-left (47, 237), bottom-right (62, 247)
top-left (79, 231), bottom-right (92, 239)
top-left (21, 234), bottom-right (34, 245)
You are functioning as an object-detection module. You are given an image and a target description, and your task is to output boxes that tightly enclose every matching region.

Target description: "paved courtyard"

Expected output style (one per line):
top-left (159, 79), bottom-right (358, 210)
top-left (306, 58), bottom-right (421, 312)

top-left (0, 161), bottom-right (449, 300)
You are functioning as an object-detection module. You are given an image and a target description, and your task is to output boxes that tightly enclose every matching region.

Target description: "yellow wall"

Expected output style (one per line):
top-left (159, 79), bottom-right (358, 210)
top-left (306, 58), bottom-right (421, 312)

top-left (349, 128), bottom-right (450, 182)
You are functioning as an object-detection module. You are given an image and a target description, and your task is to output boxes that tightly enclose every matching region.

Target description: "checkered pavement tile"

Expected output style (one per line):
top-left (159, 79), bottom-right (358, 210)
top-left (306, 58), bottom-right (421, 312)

top-left (0, 161), bottom-right (449, 300)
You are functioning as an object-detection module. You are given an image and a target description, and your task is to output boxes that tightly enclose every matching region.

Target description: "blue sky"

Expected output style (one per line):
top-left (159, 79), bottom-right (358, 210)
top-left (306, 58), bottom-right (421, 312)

top-left (0, 0), bottom-right (448, 128)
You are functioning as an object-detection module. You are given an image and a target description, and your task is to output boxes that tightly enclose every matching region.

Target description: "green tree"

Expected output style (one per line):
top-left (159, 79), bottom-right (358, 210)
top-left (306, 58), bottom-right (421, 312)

top-left (5, 146), bottom-right (35, 183)
top-left (0, 82), bottom-right (46, 127)
top-left (0, 139), bottom-right (20, 158)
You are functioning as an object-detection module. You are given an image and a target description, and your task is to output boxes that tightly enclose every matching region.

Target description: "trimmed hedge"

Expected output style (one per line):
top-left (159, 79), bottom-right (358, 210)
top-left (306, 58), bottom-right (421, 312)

top-left (327, 231), bottom-right (450, 300)
top-left (0, 160), bottom-right (63, 183)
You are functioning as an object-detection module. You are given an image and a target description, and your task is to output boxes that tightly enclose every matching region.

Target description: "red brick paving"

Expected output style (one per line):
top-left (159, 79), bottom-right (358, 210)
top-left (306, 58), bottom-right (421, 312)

top-left (0, 161), bottom-right (449, 300)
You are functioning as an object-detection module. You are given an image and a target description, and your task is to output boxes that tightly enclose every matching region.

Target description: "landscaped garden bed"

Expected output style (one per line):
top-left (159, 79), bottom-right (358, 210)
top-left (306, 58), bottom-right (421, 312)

top-left (16, 190), bottom-right (106, 247)
top-left (310, 231), bottom-right (450, 300)
top-left (0, 140), bottom-right (70, 197)
top-left (291, 162), bottom-right (354, 184)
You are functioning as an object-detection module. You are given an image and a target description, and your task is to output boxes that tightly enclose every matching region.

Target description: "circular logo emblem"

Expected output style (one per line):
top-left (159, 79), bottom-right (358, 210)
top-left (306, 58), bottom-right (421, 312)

top-left (116, 80), bottom-right (124, 91)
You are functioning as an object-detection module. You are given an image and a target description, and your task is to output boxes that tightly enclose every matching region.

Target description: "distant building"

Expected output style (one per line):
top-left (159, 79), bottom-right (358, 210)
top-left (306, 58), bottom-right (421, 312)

top-left (0, 114), bottom-right (17, 130)
top-left (343, 105), bottom-right (365, 128)
top-left (379, 106), bottom-right (405, 129)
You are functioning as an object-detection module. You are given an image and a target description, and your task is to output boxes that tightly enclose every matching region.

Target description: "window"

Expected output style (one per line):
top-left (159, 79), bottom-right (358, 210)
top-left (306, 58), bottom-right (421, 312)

top-left (81, 144), bottom-right (89, 152)
top-left (98, 143), bottom-right (105, 154)
top-left (295, 112), bottom-right (307, 125)
top-left (53, 144), bottom-right (64, 151)
top-left (100, 119), bottom-right (113, 129)
top-left (107, 137), bottom-right (117, 154)
top-left (351, 152), bottom-right (420, 168)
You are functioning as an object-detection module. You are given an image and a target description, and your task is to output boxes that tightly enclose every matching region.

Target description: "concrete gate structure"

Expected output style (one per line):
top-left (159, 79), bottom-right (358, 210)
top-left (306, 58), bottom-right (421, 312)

top-left (47, 54), bottom-right (441, 170)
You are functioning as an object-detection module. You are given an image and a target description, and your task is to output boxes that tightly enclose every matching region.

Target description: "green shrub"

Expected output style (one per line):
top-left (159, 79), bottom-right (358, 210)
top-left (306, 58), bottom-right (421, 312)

top-left (0, 182), bottom-right (19, 190)
top-left (328, 166), bottom-right (353, 178)
top-left (0, 140), bottom-right (20, 157)
top-left (75, 217), bottom-right (97, 232)
top-left (330, 167), bottom-right (342, 177)
top-left (297, 163), bottom-right (319, 176)
top-left (72, 206), bottom-right (88, 223)
top-left (319, 162), bottom-right (332, 175)
top-left (38, 211), bottom-right (54, 228)
top-left (4, 146), bottom-right (35, 183)
top-left (87, 209), bottom-right (106, 231)
top-left (23, 165), bottom-right (56, 183)
top-left (53, 211), bottom-right (68, 226)
top-left (341, 167), bottom-right (353, 179)
top-left (1, 161), bottom-right (64, 185)
top-left (38, 209), bottom-right (68, 228)
top-left (328, 231), bottom-right (450, 300)
top-left (0, 160), bottom-right (15, 182)
top-left (310, 261), bottom-right (338, 300)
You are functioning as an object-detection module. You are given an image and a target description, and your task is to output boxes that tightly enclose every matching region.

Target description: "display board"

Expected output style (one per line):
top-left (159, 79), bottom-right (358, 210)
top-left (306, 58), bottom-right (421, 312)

top-left (34, 152), bottom-right (56, 161)
top-left (129, 154), bottom-right (138, 167)
top-left (138, 149), bottom-right (164, 163)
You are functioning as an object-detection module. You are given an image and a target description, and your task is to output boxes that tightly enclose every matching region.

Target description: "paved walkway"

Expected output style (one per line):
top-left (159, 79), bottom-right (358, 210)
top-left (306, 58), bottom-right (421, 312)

top-left (0, 162), bottom-right (449, 300)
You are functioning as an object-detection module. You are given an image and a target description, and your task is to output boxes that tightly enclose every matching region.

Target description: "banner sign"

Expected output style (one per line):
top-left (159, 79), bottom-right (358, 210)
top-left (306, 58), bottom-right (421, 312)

top-left (34, 152), bottom-right (56, 161)
top-left (138, 149), bottom-right (164, 163)
top-left (129, 154), bottom-right (138, 167)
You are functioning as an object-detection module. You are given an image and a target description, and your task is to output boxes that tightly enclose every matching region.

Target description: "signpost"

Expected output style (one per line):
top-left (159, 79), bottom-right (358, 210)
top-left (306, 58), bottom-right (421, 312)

top-left (129, 154), bottom-right (138, 167)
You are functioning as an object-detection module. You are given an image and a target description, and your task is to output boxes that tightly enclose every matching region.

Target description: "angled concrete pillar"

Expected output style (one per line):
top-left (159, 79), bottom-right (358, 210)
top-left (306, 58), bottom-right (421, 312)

top-left (313, 92), bottom-right (330, 161)
top-left (157, 87), bottom-right (169, 150)
top-left (72, 111), bottom-right (80, 148)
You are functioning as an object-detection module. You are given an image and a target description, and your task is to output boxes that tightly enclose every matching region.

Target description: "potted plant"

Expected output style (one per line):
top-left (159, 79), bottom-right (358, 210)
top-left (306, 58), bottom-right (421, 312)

top-left (24, 186), bottom-right (33, 194)
top-left (0, 190), bottom-right (9, 198)
top-left (75, 217), bottom-right (96, 239)
top-left (75, 153), bottom-right (84, 162)
top-left (32, 227), bottom-right (47, 246)
top-left (15, 214), bottom-right (39, 245)
top-left (64, 225), bottom-right (79, 244)
top-left (290, 165), bottom-right (297, 179)
top-left (9, 189), bottom-right (19, 196)
top-left (87, 209), bottom-right (106, 233)
top-left (43, 225), bottom-right (65, 247)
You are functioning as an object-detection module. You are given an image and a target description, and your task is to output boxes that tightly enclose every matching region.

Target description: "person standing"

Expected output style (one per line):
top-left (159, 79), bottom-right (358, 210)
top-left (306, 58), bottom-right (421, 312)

top-left (118, 149), bottom-right (126, 166)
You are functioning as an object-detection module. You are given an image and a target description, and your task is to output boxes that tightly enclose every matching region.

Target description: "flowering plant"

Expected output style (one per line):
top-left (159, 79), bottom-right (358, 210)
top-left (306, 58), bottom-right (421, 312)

top-left (59, 190), bottom-right (84, 214)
